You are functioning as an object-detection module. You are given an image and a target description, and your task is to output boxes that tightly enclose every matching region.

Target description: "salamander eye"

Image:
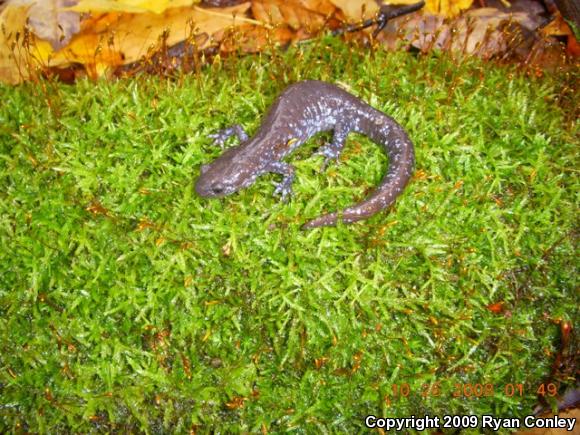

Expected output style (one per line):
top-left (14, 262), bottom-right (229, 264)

top-left (211, 183), bottom-right (225, 195)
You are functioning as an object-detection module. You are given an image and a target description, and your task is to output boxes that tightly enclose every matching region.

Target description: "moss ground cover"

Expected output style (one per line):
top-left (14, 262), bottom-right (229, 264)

top-left (0, 39), bottom-right (577, 432)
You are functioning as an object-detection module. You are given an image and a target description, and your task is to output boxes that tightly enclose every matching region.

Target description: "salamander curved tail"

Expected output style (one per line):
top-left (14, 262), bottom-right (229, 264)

top-left (302, 128), bottom-right (415, 229)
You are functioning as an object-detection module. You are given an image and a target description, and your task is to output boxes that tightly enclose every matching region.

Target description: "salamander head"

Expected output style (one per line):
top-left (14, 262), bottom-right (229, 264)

top-left (195, 147), bottom-right (259, 198)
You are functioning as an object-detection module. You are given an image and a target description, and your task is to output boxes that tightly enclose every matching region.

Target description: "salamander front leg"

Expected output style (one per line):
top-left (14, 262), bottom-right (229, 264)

top-left (267, 162), bottom-right (296, 202)
top-left (317, 124), bottom-right (350, 171)
top-left (208, 124), bottom-right (249, 148)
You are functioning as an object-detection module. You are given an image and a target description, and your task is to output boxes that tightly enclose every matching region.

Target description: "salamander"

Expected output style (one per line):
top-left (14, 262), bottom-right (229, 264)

top-left (195, 80), bottom-right (415, 229)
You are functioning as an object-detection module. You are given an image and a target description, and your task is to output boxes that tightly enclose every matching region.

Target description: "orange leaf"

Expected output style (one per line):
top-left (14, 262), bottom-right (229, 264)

top-left (252, 0), bottom-right (337, 30)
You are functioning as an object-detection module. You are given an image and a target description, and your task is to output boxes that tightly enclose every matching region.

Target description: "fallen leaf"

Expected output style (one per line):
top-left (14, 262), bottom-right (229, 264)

top-left (0, 2), bottom-right (251, 82)
top-left (11, 0), bottom-right (81, 49)
top-left (541, 11), bottom-right (580, 56)
top-left (332, 0), bottom-right (472, 20)
top-left (398, 7), bottom-right (544, 58)
top-left (51, 3), bottom-right (251, 76)
top-left (425, 0), bottom-right (473, 17)
top-left (252, 0), bottom-right (337, 30)
top-left (541, 12), bottom-right (572, 37)
top-left (0, 5), bottom-right (54, 84)
top-left (328, 0), bottom-right (378, 21)
top-left (71, 0), bottom-right (197, 14)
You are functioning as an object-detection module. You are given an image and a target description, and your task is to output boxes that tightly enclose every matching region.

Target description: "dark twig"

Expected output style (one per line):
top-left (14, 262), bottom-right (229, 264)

top-left (332, 1), bottom-right (426, 38)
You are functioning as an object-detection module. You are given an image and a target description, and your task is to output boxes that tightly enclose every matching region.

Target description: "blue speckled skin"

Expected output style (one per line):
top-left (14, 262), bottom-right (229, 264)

top-left (195, 80), bottom-right (415, 229)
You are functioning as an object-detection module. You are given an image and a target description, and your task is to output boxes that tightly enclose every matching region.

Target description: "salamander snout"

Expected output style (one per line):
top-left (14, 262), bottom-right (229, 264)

top-left (195, 149), bottom-right (257, 198)
top-left (195, 177), bottom-right (229, 197)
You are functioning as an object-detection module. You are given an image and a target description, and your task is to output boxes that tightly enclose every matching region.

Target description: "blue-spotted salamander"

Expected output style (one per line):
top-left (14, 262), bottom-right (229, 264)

top-left (195, 80), bottom-right (414, 229)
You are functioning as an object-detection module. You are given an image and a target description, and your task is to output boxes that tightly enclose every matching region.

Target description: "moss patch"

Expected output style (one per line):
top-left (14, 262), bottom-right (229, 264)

top-left (0, 39), bottom-right (577, 432)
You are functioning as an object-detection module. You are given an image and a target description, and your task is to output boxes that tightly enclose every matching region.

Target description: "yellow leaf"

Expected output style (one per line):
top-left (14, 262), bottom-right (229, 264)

top-left (328, 0), bottom-right (378, 20)
top-left (384, 0), bottom-right (428, 4)
top-left (332, 0), bottom-right (473, 20)
top-left (0, 5), bottom-right (53, 84)
top-left (0, 6), bottom-right (28, 84)
top-left (425, 0), bottom-right (474, 17)
top-left (49, 3), bottom-right (251, 75)
top-left (70, 0), bottom-right (198, 14)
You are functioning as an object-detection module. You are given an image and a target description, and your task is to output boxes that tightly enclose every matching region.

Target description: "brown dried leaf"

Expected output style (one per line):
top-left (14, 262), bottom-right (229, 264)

top-left (541, 12), bottom-right (574, 37)
top-left (395, 7), bottom-right (542, 58)
top-left (252, 0), bottom-right (337, 30)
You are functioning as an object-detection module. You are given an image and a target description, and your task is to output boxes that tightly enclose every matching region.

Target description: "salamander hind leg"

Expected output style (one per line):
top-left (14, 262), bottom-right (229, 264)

top-left (208, 124), bottom-right (249, 148)
top-left (317, 124), bottom-right (350, 171)
top-left (267, 162), bottom-right (296, 202)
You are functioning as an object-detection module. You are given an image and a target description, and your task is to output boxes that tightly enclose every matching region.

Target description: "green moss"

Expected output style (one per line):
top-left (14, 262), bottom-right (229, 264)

top-left (0, 38), bottom-right (577, 432)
